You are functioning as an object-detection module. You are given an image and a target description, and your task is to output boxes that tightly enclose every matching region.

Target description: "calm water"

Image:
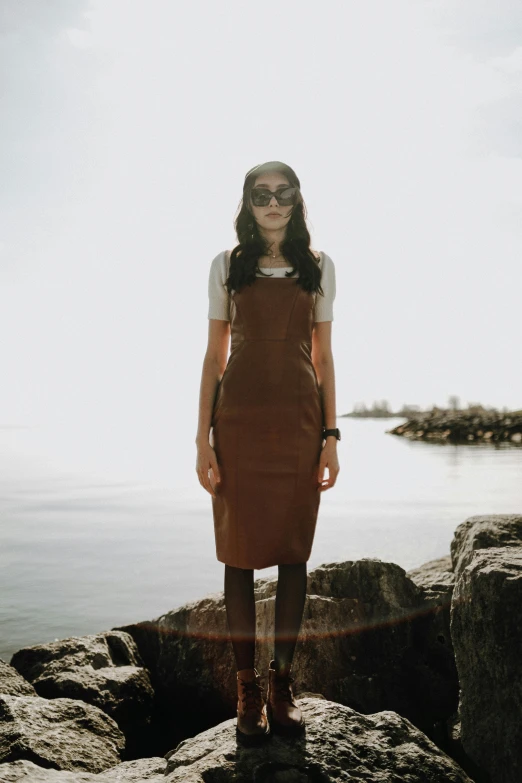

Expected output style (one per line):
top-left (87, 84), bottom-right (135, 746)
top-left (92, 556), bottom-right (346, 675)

top-left (1, 417), bottom-right (521, 662)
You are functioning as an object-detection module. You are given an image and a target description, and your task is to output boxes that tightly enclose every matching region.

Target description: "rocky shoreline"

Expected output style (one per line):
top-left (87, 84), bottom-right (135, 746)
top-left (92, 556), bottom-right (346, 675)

top-left (387, 408), bottom-right (522, 445)
top-left (1, 514), bottom-right (522, 782)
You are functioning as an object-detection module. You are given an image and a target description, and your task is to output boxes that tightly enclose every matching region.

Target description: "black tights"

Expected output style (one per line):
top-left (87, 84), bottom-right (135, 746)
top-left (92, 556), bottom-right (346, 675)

top-left (224, 562), bottom-right (307, 676)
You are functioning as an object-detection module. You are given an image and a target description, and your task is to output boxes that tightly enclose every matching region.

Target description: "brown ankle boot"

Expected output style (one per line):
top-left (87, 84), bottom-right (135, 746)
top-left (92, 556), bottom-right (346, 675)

top-left (236, 667), bottom-right (270, 743)
top-left (267, 659), bottom-right (305, 736)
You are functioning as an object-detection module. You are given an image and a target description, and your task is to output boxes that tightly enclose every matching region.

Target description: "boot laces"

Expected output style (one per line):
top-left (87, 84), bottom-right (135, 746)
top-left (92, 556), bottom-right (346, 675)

top-left (239, 677), bottom-right (265, 711)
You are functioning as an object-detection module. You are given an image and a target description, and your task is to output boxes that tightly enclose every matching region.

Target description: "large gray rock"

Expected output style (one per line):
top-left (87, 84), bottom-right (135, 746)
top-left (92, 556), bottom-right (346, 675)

top-left (0, 694), bottom-right (125, 773)
top-left (118, 558), bottom-right (459, 743)
top-left (9, 632), bottom-right (154, 741)
top-left (163, 696), bottom-right (474, 781)
top-left (96, 757), bottom-right (167, 781)
top-left (0, 663), bottom-right (36, 698)
top-left (0, 759), bottom-right (98, 781)
top-left (406, 554), bottom-right (455, 599)
top-left (450, 546), bottom-right (522, 783)
top-left (0, 758), bottom-right (168, 782)
top-left (450, 514), bottom-right (522, 577)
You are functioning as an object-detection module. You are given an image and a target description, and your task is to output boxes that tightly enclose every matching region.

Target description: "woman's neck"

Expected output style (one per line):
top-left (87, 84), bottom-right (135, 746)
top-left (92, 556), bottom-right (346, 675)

top-left (258, 227), bottom-right (286, 257)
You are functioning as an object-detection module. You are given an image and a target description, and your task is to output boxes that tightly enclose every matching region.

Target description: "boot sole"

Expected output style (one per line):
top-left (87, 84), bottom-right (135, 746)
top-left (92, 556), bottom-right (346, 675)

top-left (236, 723), bottom-right (271, 746)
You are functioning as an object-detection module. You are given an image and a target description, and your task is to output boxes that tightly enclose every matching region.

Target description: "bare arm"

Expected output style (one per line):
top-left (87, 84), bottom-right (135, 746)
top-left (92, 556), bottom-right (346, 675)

top-left (311, 320), bottom-right (340, 491)
top-left (312, 321), bottom-right (336, 430)
top-left (195, 319), bottom-right (230, 497)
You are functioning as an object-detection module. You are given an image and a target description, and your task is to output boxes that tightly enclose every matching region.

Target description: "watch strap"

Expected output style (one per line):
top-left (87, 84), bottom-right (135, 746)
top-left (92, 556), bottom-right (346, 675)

top-left (323, 427), bottom-right (341, 441)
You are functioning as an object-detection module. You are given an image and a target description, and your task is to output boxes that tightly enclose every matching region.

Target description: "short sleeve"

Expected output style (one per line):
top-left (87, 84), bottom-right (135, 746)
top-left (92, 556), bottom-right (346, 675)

top-left (314, 252), bottom-right (336, 322)
top-left (208, 250), bottom-right (230, 321)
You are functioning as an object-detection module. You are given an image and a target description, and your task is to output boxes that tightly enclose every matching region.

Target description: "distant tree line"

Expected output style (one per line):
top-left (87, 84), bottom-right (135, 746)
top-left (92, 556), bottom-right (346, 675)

top-left (344, 396), bottom-right (513, 419)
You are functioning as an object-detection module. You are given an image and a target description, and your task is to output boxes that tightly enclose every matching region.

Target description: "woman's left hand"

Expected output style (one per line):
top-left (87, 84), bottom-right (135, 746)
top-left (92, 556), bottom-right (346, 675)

top-left (317, 439), bottom-right (340, 491)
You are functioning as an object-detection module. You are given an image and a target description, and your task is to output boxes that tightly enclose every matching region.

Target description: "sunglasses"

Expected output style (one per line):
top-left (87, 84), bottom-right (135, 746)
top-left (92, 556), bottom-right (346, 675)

top-left (251, 186), bottom-right (300, 207)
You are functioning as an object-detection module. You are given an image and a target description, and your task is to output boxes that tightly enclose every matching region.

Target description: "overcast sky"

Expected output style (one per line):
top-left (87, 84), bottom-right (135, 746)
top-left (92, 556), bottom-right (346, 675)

top-left (1, 0), bottom-right (521, 487)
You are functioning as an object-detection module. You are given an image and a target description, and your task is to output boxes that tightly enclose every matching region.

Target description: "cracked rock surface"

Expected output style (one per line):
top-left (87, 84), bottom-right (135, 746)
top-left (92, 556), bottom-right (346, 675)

top-left (163, 696), bottom-right (472, 782)
top-left (0, 694), bottom-right (125, 774)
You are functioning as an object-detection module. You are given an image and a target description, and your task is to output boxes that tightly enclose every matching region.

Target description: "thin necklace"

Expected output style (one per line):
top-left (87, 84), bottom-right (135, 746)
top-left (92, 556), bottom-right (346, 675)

top-left (266, 246), bottom-right (285, 266)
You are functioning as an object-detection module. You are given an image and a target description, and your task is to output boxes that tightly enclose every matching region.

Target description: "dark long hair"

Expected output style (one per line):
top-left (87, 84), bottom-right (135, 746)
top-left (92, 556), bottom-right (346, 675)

top-left (226, 161), bottom-right (324, 297)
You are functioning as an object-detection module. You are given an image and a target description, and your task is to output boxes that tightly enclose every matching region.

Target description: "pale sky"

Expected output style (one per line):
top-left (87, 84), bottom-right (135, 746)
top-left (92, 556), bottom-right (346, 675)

top-left (1, 0), bottom-right (521, 488)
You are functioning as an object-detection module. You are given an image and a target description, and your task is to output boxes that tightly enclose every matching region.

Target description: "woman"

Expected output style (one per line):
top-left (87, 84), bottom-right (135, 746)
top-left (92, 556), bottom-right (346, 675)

top-left (195, 161), bottom-right (340, 743)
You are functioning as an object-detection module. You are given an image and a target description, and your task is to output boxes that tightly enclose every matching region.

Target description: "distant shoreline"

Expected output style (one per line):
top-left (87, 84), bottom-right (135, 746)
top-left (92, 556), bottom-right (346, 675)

top-left (362, 408), bottom-right (522, 445)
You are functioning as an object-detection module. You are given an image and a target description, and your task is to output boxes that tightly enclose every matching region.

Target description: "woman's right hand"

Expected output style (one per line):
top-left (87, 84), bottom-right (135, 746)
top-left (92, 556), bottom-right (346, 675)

top-left (196, 440), bottom-right (221, 499)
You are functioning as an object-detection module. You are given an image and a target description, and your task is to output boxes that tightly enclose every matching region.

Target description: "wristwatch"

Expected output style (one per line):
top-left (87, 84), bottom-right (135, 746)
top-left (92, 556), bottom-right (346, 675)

top-left (322, 427), bottom-right (341, 441)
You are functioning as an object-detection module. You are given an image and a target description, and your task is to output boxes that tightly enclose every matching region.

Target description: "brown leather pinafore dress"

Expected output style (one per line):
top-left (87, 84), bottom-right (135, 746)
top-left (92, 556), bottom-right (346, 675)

top-left (210, 257), bottom-right (324, 570)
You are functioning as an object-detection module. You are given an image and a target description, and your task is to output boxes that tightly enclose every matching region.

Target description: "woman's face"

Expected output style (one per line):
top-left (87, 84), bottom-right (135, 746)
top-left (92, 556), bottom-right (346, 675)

top-left (249, 172), bottom-right (294, 234)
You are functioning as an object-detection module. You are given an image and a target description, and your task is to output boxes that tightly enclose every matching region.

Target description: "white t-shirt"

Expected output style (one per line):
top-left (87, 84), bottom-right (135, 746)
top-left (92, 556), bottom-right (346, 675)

top-left (207, 250), bottom-right (336, 323)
